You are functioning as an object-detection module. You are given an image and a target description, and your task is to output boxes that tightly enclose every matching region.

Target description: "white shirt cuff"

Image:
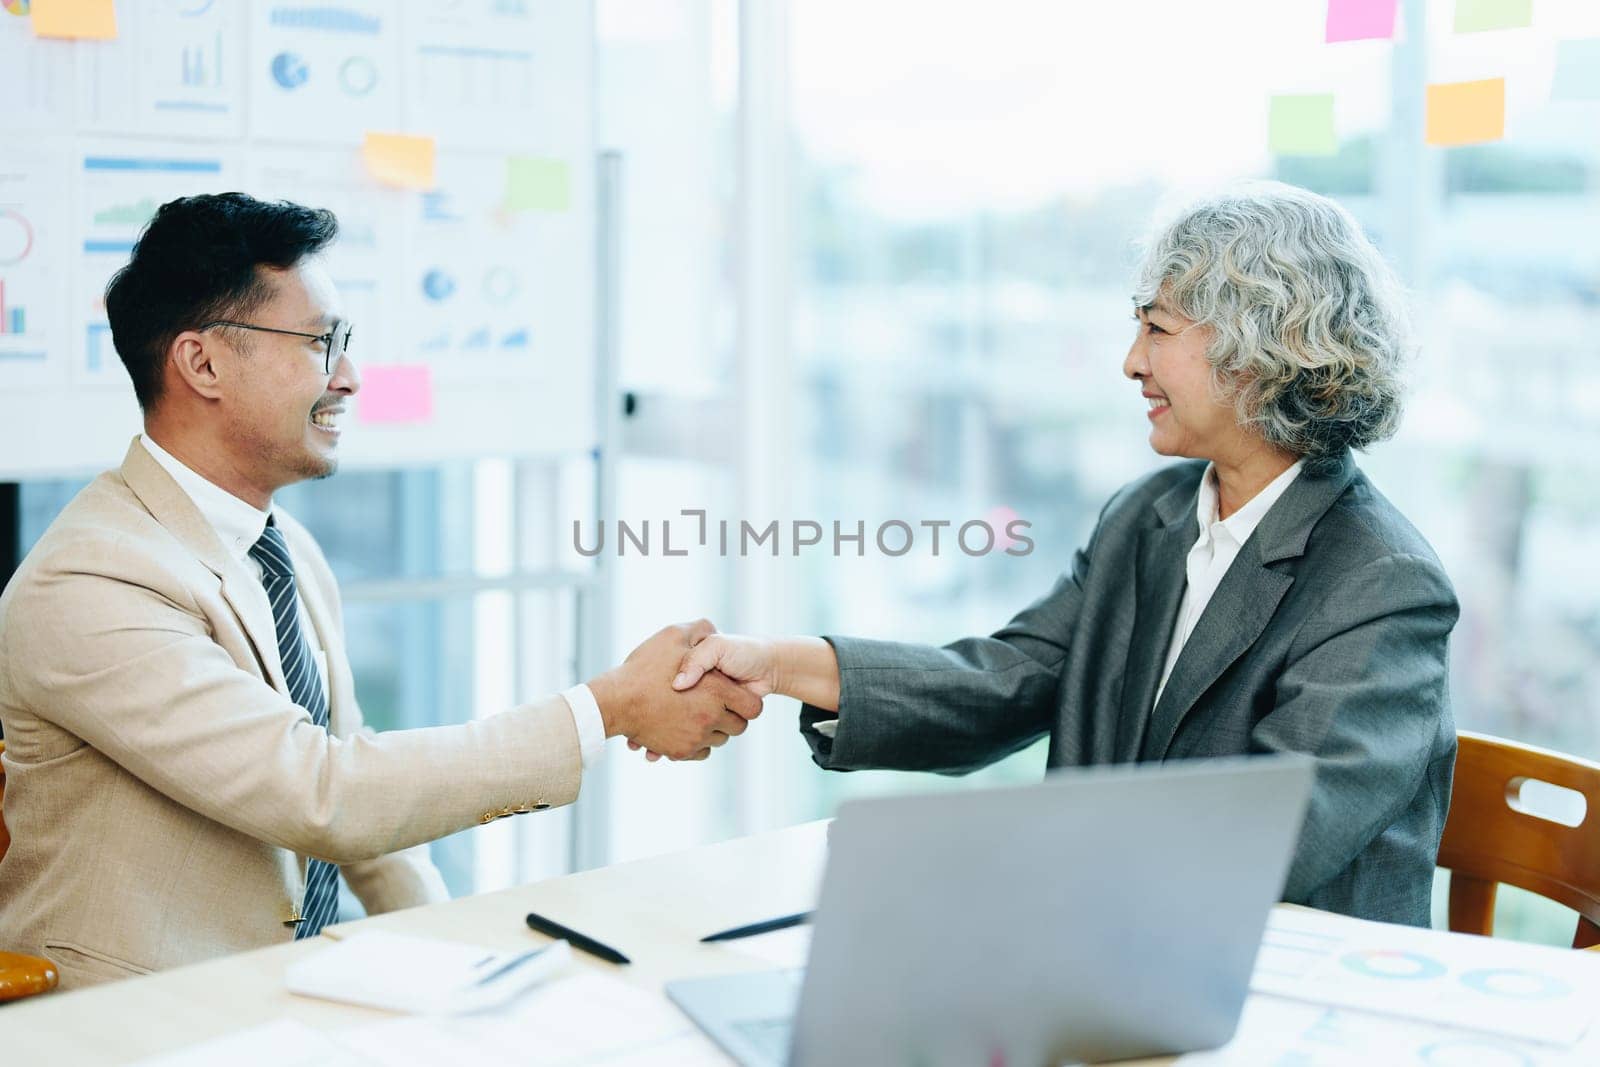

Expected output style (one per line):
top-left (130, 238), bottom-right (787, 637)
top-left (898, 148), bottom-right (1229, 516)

top-left (813, 717), bottom-right (839, 739)
top-left (562, 683), bottom-right (608, 768)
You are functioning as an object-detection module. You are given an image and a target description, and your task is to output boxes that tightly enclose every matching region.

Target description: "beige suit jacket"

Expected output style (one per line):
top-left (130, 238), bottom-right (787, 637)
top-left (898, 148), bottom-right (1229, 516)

top-left (0, 440), bottom-right (583, 989)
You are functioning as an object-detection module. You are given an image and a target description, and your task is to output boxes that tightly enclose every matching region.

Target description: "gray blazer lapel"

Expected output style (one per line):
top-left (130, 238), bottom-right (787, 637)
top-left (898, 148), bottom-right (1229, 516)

top-left (1140, 452), bottom-right (1361, 761)
top-left (1141, 545), bottom-right (1292, 760)
top-left (1114, 480), bottom-right (1197, 761)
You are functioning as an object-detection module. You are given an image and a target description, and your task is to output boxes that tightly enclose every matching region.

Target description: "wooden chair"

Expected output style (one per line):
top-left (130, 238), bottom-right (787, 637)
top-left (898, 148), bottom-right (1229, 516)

top-left (1437, 731), bottom-right (1600, 949)
top-left (0, 740), bottom-right (61, 1001)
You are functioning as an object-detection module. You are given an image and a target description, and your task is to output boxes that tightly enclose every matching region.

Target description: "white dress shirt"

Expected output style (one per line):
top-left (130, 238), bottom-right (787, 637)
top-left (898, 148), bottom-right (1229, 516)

top-left (138, 435), bottom-right (606, 768)
top-left (1153, 459), bottom-right (1304, 707)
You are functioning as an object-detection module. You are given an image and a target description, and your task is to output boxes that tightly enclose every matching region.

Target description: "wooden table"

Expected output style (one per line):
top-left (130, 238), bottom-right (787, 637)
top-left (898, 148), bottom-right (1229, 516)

top-left (2, 822), bottom-right (832, 1065)
top-left (14, 820), bottom-right (1554, 1066)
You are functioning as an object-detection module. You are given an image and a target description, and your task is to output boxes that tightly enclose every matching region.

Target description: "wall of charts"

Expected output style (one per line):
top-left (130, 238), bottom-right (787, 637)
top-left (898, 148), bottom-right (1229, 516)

top-left (0, 0), bottom-right (595, 478)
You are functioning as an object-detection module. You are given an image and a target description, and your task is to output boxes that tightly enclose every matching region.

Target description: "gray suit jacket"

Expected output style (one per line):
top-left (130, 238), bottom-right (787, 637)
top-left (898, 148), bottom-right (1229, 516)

top-left (802, 452), bottom-right (1459, 926)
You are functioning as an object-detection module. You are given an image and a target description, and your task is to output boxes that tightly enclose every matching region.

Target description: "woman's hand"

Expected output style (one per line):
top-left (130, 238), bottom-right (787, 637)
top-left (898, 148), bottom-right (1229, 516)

top-left (671, 633), bottom-right (782, 697)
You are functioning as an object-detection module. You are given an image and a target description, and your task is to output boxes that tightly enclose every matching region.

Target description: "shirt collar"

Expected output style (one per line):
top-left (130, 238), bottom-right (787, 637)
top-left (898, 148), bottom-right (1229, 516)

top-left (1194, 458), bottom-right (1306, 546)
top-left (139, 435), bottom-right (272, 563)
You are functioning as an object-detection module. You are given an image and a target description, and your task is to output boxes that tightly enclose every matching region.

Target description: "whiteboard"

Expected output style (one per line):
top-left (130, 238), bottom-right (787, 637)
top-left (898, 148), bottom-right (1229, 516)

top-left (0, 0), bottom-right (596, 479)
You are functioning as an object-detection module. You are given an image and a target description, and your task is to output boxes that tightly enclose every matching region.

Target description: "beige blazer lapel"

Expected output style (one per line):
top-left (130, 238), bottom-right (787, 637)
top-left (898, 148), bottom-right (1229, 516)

top-left (118, 438), bottom-right (291, 696)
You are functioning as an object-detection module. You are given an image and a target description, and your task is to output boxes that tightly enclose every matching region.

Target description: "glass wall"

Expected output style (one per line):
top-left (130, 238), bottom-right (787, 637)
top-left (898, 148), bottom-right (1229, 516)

top-left (781, 0), bottom-right (1600, 943)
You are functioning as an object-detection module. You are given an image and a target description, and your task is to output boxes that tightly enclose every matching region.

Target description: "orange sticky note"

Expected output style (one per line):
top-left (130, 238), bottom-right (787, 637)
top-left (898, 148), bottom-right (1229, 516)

top-left (1425, 78), bottom-right (1505, 146)
top-left (30, 0), bottom-right (117, 40)
top-left (362, 133), bottom-right (436, 191)
top-left (359, 365), bottom-right (433, 424)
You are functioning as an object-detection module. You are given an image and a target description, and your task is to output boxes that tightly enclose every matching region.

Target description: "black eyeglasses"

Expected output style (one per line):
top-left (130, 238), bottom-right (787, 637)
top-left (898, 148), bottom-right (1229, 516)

top-left (198, 319), bottom-right (354, 374)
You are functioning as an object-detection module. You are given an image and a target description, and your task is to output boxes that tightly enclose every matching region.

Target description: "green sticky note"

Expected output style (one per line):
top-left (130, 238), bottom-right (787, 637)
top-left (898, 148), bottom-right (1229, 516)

top-left (1269, 94), bottom-right (1337, 156)
top-left (1454, 0), bottom-right (1532, 33)
top-left (505, 157), bottom-right (570, 212)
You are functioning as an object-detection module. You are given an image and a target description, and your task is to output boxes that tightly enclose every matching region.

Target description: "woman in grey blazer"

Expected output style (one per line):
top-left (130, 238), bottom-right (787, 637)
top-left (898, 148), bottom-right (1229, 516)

top-left (671, 182), bottom-right (1459, 926)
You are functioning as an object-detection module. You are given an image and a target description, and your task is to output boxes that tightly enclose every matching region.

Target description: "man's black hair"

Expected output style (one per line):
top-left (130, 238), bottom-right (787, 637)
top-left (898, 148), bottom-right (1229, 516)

top-left (104, 192), bottom-right (338, 411)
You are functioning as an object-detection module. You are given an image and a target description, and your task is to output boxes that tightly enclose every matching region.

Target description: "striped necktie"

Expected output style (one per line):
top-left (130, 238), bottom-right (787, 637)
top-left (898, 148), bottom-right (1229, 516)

top-left (248, 519), bottom-right (340, 939)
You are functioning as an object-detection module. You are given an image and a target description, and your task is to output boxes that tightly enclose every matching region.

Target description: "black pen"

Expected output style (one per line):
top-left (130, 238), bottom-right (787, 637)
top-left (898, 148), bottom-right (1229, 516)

top-left (525, 911), bottom-right (631, 965)
top-left (700, 911), bottom-right (814, 943)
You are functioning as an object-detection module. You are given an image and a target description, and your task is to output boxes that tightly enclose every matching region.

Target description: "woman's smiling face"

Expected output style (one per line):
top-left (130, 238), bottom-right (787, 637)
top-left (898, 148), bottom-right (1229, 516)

top-left (1122, 297), bottom-right (1240, 463)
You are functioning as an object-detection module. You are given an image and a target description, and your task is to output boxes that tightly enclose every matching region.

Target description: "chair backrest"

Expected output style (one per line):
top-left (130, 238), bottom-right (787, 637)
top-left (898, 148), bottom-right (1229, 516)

top-left (0, 739), bottom-right (9, 863)
top-left (0, 738), bottom-right (62, 1001)
top-left (1437, 731), bottom-right (1600, 948)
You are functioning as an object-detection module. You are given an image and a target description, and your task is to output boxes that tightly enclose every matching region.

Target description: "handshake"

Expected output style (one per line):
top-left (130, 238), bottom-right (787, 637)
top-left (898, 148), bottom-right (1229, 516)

top-left (585, 620), bottom-right (796, 763)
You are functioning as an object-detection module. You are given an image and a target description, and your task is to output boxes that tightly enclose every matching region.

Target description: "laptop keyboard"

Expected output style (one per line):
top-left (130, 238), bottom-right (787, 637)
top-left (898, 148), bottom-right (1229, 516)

top-left (733, 1017), bottom-right (794, 1060)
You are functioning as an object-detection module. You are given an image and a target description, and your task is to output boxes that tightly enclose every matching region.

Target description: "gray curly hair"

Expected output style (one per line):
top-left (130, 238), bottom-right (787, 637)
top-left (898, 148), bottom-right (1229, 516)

top-left (1132, 181), bottom-right (1411, 472)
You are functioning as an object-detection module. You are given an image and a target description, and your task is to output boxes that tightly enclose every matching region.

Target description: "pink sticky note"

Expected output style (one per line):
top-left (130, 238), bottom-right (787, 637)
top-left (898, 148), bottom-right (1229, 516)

top-left (359, 365), bottom-right (433, 424)
top-left (1326, 0), bottom-right (1398, 42)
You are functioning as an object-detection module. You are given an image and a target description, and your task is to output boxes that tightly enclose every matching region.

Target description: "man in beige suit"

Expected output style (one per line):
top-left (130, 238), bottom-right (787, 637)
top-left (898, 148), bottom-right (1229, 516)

top-left (0, 193), bottom-right (760, 990)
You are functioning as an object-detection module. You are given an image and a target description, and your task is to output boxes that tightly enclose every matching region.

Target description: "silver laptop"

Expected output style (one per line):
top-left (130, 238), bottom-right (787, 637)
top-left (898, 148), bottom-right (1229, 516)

top-left (667, 754), bottom-right (1314, 1066)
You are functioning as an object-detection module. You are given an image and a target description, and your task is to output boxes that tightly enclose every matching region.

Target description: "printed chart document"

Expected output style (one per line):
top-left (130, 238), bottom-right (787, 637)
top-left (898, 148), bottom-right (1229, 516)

top-left (1251, 908), bottom-right (1600, 1045)
top-left (1179, 996), bottom-right (1600, 1066)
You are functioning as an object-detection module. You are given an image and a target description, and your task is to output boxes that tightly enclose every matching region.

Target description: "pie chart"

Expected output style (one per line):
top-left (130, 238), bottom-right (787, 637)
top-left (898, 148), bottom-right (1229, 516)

top-left (271, 52), bottom-right (309, 91)
top-left (0, 209), bottom-right (34, 266)
top-left (1340, 949), bottom-right (1446, 981)
top-left (422, 270), bottom-right (455, 302)
top-left (2, 1), bottom-right (31, 17)
top-left (339, 56), bottom-right (377, 96)
top-left (1458, 967), bottom-right (1571, 1001)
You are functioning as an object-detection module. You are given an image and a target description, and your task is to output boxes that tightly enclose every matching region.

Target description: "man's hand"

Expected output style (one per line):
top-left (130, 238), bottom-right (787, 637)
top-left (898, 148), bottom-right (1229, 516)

top-left (588, 620), bottom-right (764, 762)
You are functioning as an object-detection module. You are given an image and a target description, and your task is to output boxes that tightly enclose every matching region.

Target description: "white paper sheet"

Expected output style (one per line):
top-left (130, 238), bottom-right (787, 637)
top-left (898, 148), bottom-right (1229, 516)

top-left (0, 141), bottom-right (71, 389)
top-left (329, 969), bottom-right (725, 1066)
top-left (130, 1019), bottom-right (373, 1067)
top-left (285, 930), bottom-right (572, 1015)
top-left (1250, 908), bottom-right (1600, 1046)
top-left (75, 0), bottom-right (245, 140)
top-left (247, 0), bottom-right (401, 144)
top-left (722, 925), bottom-right (813, 970)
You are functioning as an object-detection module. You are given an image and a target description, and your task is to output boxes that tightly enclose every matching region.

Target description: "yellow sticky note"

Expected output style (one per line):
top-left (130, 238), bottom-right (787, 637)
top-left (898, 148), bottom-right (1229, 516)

top-left (30, 0), bottom-right (117, 40)
top-left (505, 157), bottom-right (570, 212)
top-left (1425, 78), bottom-right (1505, 146)
top-left (362, 132), bottom-right (436, 191)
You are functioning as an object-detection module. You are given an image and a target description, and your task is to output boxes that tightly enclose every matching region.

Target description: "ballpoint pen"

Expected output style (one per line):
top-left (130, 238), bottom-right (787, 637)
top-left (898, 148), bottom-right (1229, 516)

top-left (526, 911), bottom-right (631, 964)
top-left (473, 945), bottom-right (548, 986)
top-left (700, 911), bottom-right (814, 943)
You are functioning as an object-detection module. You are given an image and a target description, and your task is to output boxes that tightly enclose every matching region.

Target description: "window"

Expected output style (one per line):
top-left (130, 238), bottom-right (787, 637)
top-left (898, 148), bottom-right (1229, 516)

top-left (783, 0), bottom-right (1600, 944)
